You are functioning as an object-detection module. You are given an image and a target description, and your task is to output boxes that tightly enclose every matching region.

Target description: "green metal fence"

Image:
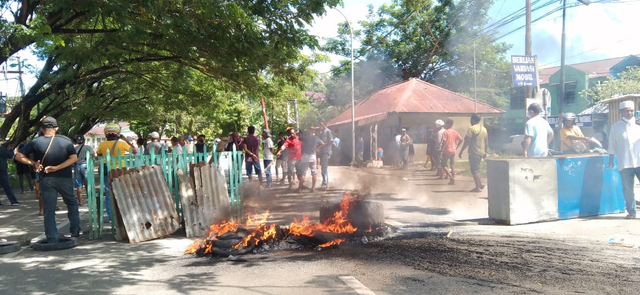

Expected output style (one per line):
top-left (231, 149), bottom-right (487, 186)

top-left (85, 145), bottom-right (244, 240)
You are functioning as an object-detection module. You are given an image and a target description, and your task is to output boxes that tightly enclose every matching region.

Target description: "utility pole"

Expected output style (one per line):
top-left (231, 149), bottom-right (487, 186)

top-left (559, 0), bottom-right (567, 132)
top-left (17, 56), bottom-right (25, 97)
top-left (525, 0), bottom-right (532, 110)
top-left (474, 41), bottom-right (477, 113)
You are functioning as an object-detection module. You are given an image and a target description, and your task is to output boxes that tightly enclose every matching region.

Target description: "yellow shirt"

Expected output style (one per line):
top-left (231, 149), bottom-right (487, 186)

top-left (560, 125), bottom-right (584, 151)
top-left (97, 140), bottom-right (132, 169)
top-left (466, 124), bottom-right (488, 155)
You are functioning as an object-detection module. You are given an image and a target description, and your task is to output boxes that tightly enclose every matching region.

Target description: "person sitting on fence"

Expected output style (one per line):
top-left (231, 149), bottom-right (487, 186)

top-left (73, 134), bottom-right (95, 206)
top-left (96, 122), bottom-right (137, 222)
top-left (144, 132), bottom-right (163, 156)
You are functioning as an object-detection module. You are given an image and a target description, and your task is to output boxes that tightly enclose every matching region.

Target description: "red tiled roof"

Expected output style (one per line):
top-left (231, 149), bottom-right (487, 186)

top-left (304, 91), bottom-right (326, 102)
top-left (538, 55), bottom-right (638, 84)
top-left (539, 66), bottom-right (559, 85)
top-left (85, 122), bottom-right (130, 136)
top-left (327, 78), bottom-right (504, 127)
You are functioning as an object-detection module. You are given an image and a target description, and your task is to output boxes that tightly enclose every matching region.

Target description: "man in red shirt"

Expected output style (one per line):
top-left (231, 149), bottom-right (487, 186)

top-left (276, 127), bottom-right (302, 190)
top-left (441, 119), bottom-right (462, 185)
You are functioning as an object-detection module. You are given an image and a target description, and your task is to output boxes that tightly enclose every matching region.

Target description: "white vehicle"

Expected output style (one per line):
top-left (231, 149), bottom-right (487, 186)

top-left (501, 134), bottom-right (525, 155)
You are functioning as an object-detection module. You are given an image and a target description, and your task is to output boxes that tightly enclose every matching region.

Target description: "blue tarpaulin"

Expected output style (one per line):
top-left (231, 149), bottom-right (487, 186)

top-left (556, 155), bottom-right (625, 219)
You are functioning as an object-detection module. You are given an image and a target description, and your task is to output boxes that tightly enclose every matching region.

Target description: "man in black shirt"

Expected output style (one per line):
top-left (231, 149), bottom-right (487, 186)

top-left (195, 134), bottom-right (206, 154)
top-left (15, 117), bottom-right (80, 243)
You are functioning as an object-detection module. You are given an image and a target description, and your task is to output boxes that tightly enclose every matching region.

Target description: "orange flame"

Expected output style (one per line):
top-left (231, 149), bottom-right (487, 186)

top-left (318, 238), bottom-right (345, 248)
top-left (288, 194), bottom-right (357, 246)
top-left (186, 193), bottom-right (360, 254)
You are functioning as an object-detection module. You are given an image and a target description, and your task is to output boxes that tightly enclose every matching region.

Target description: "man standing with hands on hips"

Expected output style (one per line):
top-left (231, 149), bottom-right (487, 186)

top-left (608, 100), bottom-right (640, 219)
top-left (15, 117), bottom-right (81, 243)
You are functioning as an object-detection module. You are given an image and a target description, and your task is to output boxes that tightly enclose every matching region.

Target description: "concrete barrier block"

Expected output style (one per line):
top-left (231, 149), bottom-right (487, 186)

top-left (488, 158), bottom-right (559, 224)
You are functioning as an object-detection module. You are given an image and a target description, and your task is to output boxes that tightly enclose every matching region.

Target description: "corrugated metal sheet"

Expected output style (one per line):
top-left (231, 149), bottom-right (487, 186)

top-left (328, 78), bottom-right (504, 127)
top-left (178, 163), bottom-right (231, 238)
top-left (578, 103), bottom-right (609, 115)
top-left (601, 94), bottom-right (640, 126)
top-left (111, 166), bottom-right (180, 243)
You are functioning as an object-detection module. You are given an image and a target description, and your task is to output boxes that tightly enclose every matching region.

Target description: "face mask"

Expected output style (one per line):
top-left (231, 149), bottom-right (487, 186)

top-left (622, 117), bottom-right (634, 124)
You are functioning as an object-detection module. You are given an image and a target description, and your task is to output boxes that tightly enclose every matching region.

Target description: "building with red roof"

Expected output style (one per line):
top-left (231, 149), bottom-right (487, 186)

top-left (327, 78), bottom-right (505, 164)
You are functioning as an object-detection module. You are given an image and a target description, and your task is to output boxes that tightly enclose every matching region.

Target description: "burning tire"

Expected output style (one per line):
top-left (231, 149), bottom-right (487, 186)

top-left (32, 237), bottom-right (78, 252)
top-left (320, 200), bottom-right (385, 230)
top-left (0, 241), bottom-right (21, 254)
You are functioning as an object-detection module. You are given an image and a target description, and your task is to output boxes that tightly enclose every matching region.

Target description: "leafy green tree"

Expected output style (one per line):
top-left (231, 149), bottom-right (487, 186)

top-left (323, 0), bottom-right (512, 109)
top-left (0, 0), bottom-right (340, 145)
top-left (582, 66), bottom-right (640, 103)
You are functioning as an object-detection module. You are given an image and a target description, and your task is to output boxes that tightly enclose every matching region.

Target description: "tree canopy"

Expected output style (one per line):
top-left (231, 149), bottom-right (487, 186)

top-left (0, 0), bottom-right (339, 144)
top-left (322, 0), bottom-right (512, 109)
top-left (582, 66), bottom-right (640, 103)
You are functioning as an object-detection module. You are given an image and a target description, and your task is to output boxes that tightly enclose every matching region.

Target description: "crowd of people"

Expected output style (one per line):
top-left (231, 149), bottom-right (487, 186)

top-left (420, 114), bottom-right (488, 192)
top-left (224, 119), bottom-right (339, 192)
top-left (3, 99), bottom-right (640, 246)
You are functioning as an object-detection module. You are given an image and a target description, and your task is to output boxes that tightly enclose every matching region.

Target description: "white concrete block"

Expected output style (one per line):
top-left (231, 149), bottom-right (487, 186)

top-left (487, 158), bottom-right (559, 225)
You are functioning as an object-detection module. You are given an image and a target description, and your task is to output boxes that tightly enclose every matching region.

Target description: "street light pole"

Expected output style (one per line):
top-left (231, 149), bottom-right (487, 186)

top-left (334, 8), bottom-right (356, 166)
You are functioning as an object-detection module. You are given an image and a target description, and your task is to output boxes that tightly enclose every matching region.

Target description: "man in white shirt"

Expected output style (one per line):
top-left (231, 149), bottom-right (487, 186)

top-left (171, 137), bottom-right (183, 155)
top-left (262, 129), bottom-right (274, 188)
top-left (608, 100), bottom-right (640, 219)
top-left (523, 103), bottom-right (554, 158)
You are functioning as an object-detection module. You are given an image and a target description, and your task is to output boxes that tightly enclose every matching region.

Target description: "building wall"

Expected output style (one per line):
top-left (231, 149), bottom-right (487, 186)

top-left (545, 66), bottom-right (590, 116)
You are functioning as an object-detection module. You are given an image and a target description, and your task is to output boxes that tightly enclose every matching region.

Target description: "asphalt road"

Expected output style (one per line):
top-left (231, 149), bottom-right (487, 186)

top-left (2, 165), bottom-right (640, 294)
top-left (1, 223), bottom-right (639, 295)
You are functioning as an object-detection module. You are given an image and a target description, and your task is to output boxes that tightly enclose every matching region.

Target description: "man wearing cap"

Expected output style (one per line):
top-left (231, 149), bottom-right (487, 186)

top-left (523, 103), bottom-right (554, 158)
top-left (145, 132), bottom-right (163, 155)
top-left (97, 122), bottom-right (137, 221)
top-left (261, 129), bottom-right (274, 188)
top-left (433, 120), bottom-right (445, 178)
top-left (608, 100), bottom-right (640, 219)
top-left (399, 128), bottom-right (412, 169)
top-left (15, 117), bottom-right (81, 241)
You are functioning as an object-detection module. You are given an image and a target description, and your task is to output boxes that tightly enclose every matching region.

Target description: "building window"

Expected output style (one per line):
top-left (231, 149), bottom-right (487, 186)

top-left (510, 88), bottom-right (525, 109)
top-left (564, 82), bottom-right (577, 105)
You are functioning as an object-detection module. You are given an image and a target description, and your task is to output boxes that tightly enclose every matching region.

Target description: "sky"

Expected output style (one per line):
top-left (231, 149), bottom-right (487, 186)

top-left (309, 0), bottom-right (640, 71)
top-left (3, 0), bottom-right (640, 97)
